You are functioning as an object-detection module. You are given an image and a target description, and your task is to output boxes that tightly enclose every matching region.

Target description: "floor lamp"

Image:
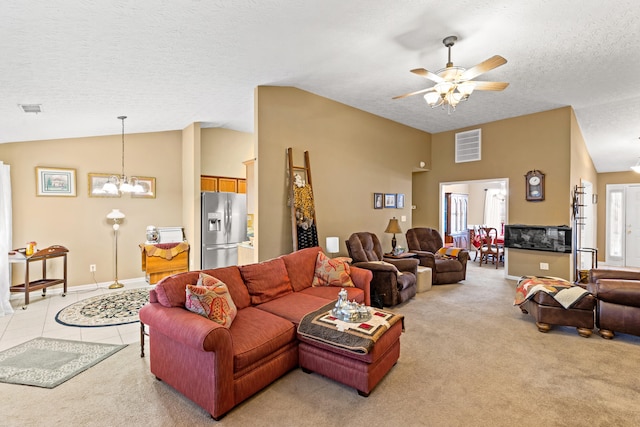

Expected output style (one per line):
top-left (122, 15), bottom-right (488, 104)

top-left (106, 209), bottom-right (125, 289)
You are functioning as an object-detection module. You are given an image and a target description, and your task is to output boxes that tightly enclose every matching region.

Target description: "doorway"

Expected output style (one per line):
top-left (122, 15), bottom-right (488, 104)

top-left (440, 178), bottom-right (509, 253)
top-left (606, 184), bottom-right (640, 267)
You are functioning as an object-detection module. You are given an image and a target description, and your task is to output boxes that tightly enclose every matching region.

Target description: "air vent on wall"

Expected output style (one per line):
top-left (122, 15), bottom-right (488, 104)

top-left (455, 129), bottom-right (481, 163)
top-left (19, 104), bottom-right (43, 114)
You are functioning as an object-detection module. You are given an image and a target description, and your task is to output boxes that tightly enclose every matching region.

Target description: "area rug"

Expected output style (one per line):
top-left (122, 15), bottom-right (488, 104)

top-left (0, 337), bottom-right (126, 388)
top-left (55, 288), bottom-right (149, 327)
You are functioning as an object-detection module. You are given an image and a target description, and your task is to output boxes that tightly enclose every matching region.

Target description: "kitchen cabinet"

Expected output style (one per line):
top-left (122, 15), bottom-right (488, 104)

top-left (200, 175), bottom-right (246, 194)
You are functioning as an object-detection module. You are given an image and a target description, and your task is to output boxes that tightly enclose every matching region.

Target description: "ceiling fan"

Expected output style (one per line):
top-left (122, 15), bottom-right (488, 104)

top-left (393, 36), bottom-right (509, 110)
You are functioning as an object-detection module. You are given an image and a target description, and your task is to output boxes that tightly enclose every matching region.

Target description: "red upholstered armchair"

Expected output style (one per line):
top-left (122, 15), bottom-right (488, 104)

top-left (405, 227), bottom-right (469, 285)
top-left (345, 232), bottom-right (417, 308)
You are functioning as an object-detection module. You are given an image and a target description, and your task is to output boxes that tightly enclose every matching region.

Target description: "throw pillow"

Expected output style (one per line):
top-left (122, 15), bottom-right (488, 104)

top-left (185, 273), bottom-right (237, 328)
top-left (239, 257), bottom-right (294, 305)
top-left (311, 251), bottom-right (355, 287)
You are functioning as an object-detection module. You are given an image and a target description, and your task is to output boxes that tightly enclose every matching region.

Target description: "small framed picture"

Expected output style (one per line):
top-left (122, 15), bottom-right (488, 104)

top-left (131, 176), bottom-right (156, 199)
top-left (88, 173), bottom-right (120, 197)
top-left (396, 193), bottom-right (405, 209)
top-left (36, 167), bottom-right (77, 197)
top-left (373, 193), bottom-right (383, 209)
top-left (384, 193), bottom-right (396, 208)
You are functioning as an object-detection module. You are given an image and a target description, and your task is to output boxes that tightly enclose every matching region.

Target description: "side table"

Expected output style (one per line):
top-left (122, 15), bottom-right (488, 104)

top-left (383, 252), bottom-right (418, 259)
top-left (9, 245), bottom-right (68, 309)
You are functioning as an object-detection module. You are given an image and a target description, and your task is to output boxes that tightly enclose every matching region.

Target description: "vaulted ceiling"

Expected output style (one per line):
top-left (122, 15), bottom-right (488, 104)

top-left (1, 1), bottom-right (639, 172)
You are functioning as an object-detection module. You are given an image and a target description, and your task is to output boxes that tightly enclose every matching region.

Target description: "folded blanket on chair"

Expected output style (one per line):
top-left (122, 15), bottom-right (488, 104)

top-left (370, 260), bottom-right (403, 276)
top-left (436, 247), bottom-right (463, 259)
top-left (514, 276), bottom-right (591, 309)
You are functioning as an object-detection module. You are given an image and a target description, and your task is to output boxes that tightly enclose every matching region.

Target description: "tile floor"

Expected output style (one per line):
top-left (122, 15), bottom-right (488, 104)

top-left (0, 279), bottom-right (149, 351)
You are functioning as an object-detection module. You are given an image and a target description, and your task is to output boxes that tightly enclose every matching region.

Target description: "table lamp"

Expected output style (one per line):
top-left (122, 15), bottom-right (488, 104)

top-left (106, 209), bottom-right (126, 289)
top-left (384, 217), bottom-right (402, 253)
top-left (326, 236), bottom-right (339, 257)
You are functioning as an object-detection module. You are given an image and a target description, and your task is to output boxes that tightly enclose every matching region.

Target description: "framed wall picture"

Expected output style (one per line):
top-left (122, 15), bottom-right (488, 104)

top-left (396, 193), bottom-right (405, 209)
top-left (88, 173), bottom-right (120, 198)
top-left (131, 176), bottom-right (156, 198)
top-left (35, 167), bottom-right (76, 197)
top-left (384, 193), bottom-right (396, 208)
top-left (525, 170), bottom-right (545, 201)
top-left (373, 193), bottom-right (383, 209)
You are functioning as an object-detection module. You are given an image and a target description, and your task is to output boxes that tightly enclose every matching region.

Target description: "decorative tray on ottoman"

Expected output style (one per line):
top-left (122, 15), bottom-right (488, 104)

top-left (331, 288), bottom-right (372, 323)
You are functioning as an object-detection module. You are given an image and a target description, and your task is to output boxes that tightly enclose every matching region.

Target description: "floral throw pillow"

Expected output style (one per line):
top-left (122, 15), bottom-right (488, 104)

top-left (311, 251), bottom-right (355, 287)
top-left (185, 273), bottom-right (237, 328)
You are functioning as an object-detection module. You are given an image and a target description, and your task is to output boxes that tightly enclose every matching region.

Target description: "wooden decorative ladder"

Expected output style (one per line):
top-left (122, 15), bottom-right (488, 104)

top-left (287, 148), bottom-right (318, 251)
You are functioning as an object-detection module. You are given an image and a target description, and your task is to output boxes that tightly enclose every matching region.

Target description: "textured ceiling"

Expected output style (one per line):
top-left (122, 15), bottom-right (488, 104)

top-left (1, 0), bottom-right (639, 172)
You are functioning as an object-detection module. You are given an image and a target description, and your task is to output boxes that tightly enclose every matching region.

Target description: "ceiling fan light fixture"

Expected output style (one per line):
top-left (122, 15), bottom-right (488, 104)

top-left (457, 81), bottom-right (475, 97)
top-left (435, 81), bottom-right (453, 95)
top-left (394, 35), bottom-right (508, 112)
top-left (424, 92), bottom-right (440, 106)
top-left (448, 92), bottom-right (463, 106)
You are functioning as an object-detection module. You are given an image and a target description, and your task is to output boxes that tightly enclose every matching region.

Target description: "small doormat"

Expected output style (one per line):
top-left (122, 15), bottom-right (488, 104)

top-left (55, 288), bottom-right (149, 327)
top-left (0, 337), bottom-right (126, 388)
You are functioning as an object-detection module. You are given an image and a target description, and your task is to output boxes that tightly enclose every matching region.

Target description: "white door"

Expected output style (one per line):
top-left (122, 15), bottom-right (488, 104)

top-left (626, 185), bottom-right (640, 268)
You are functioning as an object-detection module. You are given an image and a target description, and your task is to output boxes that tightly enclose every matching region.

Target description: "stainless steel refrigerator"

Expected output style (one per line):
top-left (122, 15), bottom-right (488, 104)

top-left (201, 191), bottom-right (247, 269)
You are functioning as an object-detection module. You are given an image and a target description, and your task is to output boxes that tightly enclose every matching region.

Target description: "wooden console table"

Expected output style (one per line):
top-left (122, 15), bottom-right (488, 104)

top-left (9, 245), bottom-right (68, 309)
top-left (140, 242), bottom-right (189, 284)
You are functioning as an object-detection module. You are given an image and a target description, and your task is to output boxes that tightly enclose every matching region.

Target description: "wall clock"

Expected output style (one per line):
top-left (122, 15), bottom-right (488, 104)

top-left (525, 170), bottom-right (545, 201)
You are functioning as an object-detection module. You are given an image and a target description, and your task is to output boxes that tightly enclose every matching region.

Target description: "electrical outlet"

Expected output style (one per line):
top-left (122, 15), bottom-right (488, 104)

top-left (89, 264), bottom-right (96, 272)
top-left (540, 262), bottom-right (549, 270)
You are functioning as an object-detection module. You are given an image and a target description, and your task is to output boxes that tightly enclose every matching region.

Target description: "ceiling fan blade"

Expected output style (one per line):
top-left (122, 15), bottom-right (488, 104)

top-left (472, 81), bottom-right (509, 91)
top-left (392, 87), bottom-right (436, 100)
top-left (410, 68), bottom-right (444, 83)
top-left (461, 55), bottom-right (507, 80)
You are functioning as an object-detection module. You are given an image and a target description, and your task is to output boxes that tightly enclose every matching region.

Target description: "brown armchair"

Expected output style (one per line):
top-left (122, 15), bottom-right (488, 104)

top-left (345, 232), bottom-right (417, 308)
top-left (588, 268), bottom-right (640, 339)
top-left (405, 227), bottom-right (469, 285)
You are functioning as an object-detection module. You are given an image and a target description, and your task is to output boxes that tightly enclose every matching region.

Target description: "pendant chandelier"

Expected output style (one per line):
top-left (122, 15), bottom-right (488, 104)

top-left (102, 116), bottom-right (144, 195)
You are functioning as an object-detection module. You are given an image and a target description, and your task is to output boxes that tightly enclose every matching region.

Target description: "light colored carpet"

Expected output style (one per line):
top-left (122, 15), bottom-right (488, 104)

top-left (2, 263), bottom-right (640, 426)
top-left (0, 338), bottom-right (126, 388)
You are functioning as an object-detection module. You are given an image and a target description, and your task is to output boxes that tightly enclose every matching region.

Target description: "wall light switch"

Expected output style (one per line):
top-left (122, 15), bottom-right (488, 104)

top-left (401, 216), bottom-right (407, 222)
top-left (540, 262), bottom-right (549, 270)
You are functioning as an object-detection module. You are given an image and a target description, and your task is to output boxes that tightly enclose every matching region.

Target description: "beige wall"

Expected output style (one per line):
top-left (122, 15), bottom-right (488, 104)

top-left (0, 131), bottom-right (183, 287)
top-left (413, 107), bottom-right (580, 279)
top-left (255, 86), bottom-right (431, 261)
top-left (568, 109), bottom-right (598, 271)
top-left (1, 93), bottom-right (615, 286)
top-left (201, 128), bottom-right (254, 178)
top-left (182, 123), bottom-right (201, 271)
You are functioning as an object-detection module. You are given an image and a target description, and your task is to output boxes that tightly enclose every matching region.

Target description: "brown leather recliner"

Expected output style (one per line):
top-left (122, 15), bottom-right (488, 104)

top-left (588, 268), bottom-right (640, 339)
top-left (405, 227), bottom-right (469, 285)
top-left (345, 232), bottom-right (417, 308)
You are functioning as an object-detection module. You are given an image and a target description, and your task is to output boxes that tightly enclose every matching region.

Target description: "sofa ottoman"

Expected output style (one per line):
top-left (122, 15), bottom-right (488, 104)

top-left (521, 292), bottom-right (596, 337)
top-left (297, 303), bottom-right (403, 396)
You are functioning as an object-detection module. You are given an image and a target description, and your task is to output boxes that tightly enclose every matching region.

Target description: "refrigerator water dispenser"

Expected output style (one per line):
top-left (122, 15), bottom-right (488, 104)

top-left (208, 212), bottom-right (222, 231)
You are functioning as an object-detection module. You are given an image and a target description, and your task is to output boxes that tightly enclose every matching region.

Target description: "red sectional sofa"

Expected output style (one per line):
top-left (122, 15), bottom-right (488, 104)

top-left (139, 246), bottom-right (371, 420)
